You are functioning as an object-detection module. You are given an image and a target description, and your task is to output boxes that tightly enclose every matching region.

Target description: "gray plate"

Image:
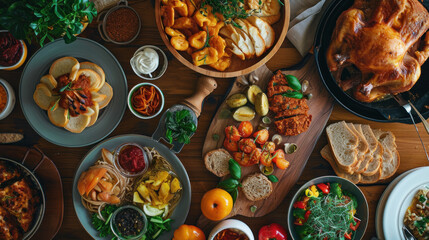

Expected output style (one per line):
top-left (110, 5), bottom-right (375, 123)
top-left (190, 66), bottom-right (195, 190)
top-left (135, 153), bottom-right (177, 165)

top-left (19, 38), bottom-right (127, 147)
top-left (72, 134), bottom-right (191, 240)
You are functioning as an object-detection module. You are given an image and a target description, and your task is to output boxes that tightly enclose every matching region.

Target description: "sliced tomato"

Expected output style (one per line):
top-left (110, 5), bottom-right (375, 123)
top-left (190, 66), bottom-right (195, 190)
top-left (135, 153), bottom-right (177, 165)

top-left (275, 157), bottom-right (290, 170)
top-left (225, 126), bottom-right (241, 142)
top-left (253, 129), bottom-right (269, 145)
top-left (238, 121), bottom-right (253, 137)
top-left (262, 141), bottom-right (276, 153)
top-left (224, 138), bottom-right (238, 152)
top-left (259, 150), bottom-right (272, 166)
top-left (344, 232), bottom-right (352, 239)
top-left (233, 152), bottom-right (252, 167)
top-left (249, 148), bottom-right (262, 166)
top-left (350, 218), bottom-right (361, 231)
top-left (238, 138), bottom-right (256, 154)
top-left (272, 149), bottom-right (285, 163)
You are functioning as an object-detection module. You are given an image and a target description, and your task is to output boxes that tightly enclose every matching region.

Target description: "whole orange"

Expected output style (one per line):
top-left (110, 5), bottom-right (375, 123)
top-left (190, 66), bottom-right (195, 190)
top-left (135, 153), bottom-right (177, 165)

top-left (201, 188), bottom-right (233, 221)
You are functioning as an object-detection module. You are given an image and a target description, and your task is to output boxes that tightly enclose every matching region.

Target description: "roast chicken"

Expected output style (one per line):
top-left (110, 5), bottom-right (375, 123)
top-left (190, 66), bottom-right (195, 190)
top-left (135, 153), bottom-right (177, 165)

top-left (326, 0), bottom-right (429, 102)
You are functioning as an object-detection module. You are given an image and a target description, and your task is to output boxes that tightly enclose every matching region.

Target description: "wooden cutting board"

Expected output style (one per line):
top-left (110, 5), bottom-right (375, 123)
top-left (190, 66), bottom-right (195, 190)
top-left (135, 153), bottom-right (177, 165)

top-left (198, 57), bottom-right (334, 226)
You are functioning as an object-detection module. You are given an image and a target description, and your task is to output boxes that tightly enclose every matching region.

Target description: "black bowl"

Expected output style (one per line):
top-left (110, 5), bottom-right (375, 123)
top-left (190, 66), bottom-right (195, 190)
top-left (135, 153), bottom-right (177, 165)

top-left (314, 0), bottom-right (429, 123)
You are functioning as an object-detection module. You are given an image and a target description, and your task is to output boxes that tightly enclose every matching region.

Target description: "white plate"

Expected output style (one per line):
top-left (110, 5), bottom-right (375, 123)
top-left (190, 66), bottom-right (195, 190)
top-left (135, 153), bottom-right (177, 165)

top-left (375, 168), bottom-right (419, 239)
top-left (382, 167), bottom-right (429, 240)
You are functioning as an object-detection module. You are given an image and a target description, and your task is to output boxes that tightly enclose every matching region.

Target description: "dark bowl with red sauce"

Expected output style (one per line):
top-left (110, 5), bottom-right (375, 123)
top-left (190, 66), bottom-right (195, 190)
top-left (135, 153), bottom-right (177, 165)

top-left (114, 143), bottom-right (149, 178)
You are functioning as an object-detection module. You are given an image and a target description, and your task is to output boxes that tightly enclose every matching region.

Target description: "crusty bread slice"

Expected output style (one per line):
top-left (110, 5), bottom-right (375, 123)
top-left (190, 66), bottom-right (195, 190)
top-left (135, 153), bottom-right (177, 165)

top-left (40, 74), bottom-right (57, 90)
top-left (79, 62), bottom-right (105, 91)
top-left (204, 149), bottom-right (231, 177)
top-left (320, 145), bottom-right (361, 184)
top-left (47, 102), bottom-right (69, 127)
top-left (360, 168), bottom-right (381, 184)
top-left (347, 123), bottom-right (369, 172)
top-left (362, 142), bottom-right (383, 176)
top-left (353, 124), bottom-right (372, 173)
top-left (76, 69), bottom-right (101, 92)
top-left (87, 102), bottom-right (99, 127)
top-left (360, 125), bottom-right (379, 153)
top-left (97, 82), bottom-right (113, 109)
top-left (372, 129), bottom-right (399, 180)
top-left (64, 114), bottom-right (91, 133)
top-left (242, 173), bottom-right (273, 201)
top-left (326, 121), bottom-right (359, 173)
top-left (33, 83), bottom-right (54, 110)
top-left (49, 57), bottom-right (79, 80)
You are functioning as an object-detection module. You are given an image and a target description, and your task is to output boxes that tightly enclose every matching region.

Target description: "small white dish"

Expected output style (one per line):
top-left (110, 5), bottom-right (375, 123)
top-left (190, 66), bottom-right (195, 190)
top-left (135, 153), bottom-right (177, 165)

top-left (130, 45), bottom-right (168, 80)
top-left (0, 78), bottom-right (15, 120)
top-left (127, 82), bottom-right (164, 119)
top-left (208, 219), bottom-right (254, 240)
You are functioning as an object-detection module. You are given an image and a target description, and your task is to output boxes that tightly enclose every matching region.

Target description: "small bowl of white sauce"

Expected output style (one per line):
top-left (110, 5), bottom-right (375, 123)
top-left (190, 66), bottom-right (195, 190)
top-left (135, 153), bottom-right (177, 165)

top-left (130, 45), bottom-right (168, 80)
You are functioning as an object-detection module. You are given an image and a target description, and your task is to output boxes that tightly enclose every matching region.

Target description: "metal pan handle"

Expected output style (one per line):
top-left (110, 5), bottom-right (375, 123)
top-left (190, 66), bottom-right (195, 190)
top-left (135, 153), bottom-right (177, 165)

top-left (21, 146), bottom-right (46, 173)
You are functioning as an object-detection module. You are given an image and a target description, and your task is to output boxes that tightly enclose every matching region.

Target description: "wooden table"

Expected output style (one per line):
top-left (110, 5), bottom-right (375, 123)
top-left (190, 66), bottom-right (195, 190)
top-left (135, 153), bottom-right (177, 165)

top-left (1, 1), bottom-right (428, 239)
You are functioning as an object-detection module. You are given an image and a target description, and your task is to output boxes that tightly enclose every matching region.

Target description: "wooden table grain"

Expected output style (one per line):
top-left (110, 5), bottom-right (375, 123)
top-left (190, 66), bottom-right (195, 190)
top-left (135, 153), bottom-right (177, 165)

top-left (0, 1), bottom-right (428, 239)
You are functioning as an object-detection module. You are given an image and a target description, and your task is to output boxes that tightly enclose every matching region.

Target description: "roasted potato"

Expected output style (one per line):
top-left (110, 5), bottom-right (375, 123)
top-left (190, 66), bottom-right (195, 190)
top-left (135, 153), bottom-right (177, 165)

top-left (171, 36), bottom-right (189, 51)
top-left (194, 5), bottom-right (217, 27)
top-left (192, 47), bottom-right (219, 66)
top-left (226, 93), bottom-right (247, 108)
top-left (254, 92), bottom-right (269, 116)
top-left (170, 0), bottom-right (188, 17)
top-left (208, 21), bottom-right (225, 36)
top-left (165, 27), bottom-right (185, 38)
top-left (172, 17), bottom-right (199, 33)
top-left (209, 35), bottom-right (226, 58)
top-left (189, 31), bottom-right (207, 49)
top-left (184, 0), bottom-right (197, 16)
top-left (161, 6), bottom-right (175, 27)
top-left (209, 56), bottom-right (231, 72)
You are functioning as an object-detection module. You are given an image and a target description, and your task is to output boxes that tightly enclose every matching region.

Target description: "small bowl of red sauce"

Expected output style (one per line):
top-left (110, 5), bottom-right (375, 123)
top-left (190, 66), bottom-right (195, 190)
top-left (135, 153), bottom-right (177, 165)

top-left (114, 143), bottom-right (149, 178)
top-left (209, 219), bottom-right (254, 240)
top-left (0, 30), bottom-right (27, 71)
top-left (0, 78), bottom-right (15, 120)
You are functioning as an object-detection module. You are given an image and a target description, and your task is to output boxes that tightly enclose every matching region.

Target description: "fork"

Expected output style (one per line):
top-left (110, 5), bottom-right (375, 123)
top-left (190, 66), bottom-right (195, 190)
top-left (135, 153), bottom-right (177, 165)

top-left (393, 94), bottom-right (429, 161)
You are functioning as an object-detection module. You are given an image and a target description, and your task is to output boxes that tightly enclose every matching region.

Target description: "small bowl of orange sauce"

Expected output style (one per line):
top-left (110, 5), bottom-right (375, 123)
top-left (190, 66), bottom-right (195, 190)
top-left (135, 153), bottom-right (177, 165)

top-left (127, 82), bottom-right (164, 120)
top-left (0, 78), bottom-right (15, 120)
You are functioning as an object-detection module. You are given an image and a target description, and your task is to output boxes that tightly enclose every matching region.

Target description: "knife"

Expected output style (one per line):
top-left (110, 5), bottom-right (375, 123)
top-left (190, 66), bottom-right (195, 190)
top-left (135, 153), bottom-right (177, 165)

top-left (403, 226), bottom-right (417, 240)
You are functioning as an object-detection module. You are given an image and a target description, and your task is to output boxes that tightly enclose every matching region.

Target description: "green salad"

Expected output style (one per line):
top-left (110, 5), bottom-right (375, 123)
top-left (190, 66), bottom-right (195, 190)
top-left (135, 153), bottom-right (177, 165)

top-left (292, 183), bottom-right (361, 240)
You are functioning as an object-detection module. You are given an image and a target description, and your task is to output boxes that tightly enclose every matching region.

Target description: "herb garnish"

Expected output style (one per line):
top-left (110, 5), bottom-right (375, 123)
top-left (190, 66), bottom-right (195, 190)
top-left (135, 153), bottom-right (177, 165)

top-left (143, 216), bottom-right (172, 240)
top-left (165, 109), bottom-right (197, 144)
top-left (91, 204), bottom-right (118, 239)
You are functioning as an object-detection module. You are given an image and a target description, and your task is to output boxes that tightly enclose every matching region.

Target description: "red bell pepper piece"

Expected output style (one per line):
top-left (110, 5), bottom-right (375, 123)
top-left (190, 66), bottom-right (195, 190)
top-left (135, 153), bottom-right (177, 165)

top-left (316, 183), bottom-right (330, 194)
top-left (344, 232), bottom-right (352, 239)
top-left (294, 218), bottom-right (304, 226)
top-left (293, 201), bottom-right (306, 209)
top-left (350, 218), bottom-right (361, 231)
top-left (304, 210), bottom-right (311, 220)
top-left (258, 223), bottom-right (287, 240)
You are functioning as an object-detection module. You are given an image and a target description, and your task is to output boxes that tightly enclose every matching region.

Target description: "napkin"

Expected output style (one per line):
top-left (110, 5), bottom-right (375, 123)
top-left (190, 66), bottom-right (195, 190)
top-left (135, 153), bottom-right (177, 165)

top-left (287, 0), bottom-right (333, 56)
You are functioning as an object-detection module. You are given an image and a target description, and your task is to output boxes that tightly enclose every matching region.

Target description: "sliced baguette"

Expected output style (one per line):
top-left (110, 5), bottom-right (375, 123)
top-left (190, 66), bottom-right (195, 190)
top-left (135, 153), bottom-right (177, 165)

top-left (347, 123), bottom-right (369, 172)
top-left (204, 149), bottom-right (231, 177)
top-left (242, 173), bottom-right (273, 201)
top-left (320, 145), bottom-right (361, 184)
top-left (49, 57), bottom-right (80, 81)
top-left (326, 121), bottom-right (359, 173)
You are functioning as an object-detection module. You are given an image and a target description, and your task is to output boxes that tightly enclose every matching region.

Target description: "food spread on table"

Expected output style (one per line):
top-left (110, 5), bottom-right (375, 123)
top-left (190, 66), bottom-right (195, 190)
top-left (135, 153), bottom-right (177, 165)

top-left (3, 0), bottom-right (429, 239)
top-left (0, 161), bottom-right (42, 240)
top-left (292, 182), bottom-right (361, 239)
top-left (404, 188), bottom-right (429, 239)
top-left (33, 56), bottom-right (113, 133)
top-left (160, 0), bottom-right (281, 71)
top-left (326, 0), bottom-right (429, 103)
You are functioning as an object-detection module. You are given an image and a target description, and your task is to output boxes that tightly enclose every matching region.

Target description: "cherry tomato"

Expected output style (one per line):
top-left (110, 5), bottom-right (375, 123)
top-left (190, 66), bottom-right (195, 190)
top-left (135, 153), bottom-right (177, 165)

top-left (249, 148), bottom-right (262, 166)
top-left (238, 121), bottom-right (253, 137)
top-left (223, 138), bottom-right (238, 152)
top-left (253, 129), bottom-right (269, 145)
top-left (350, 218), bottom-right (361, 231)
top-left (272, 149), bottom-right (286, 163)
top-left (259, 150), bottom-right (272, 166)
top-left (344, 232), bottom-right (352, 239)
top-left (238, 138), bottom-right (256, 154)
top-left (262, 141), bottom-right (276, 153)
top-left (275, 157), bottom-right (290, 170)
top-left (225, 126), bottom-right (241, 142)
top-left (233, 152), bottom-right (253, 167)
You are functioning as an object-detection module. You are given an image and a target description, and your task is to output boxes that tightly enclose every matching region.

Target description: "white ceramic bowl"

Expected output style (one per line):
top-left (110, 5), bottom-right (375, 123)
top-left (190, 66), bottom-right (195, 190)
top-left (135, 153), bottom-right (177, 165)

top-left (127, 82), bottom-right (164, 119)
top-left (0, 78), bottom-right (15, 120)
top-left (208, 219), bottom-right (254, 240)
top-left (130, 45), bottom-right (168, 80)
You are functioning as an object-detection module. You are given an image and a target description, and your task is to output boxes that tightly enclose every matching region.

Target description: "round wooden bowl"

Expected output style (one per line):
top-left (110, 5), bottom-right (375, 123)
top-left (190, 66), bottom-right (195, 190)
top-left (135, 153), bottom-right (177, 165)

top-left (155, 0), bottom-right (290, 78)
